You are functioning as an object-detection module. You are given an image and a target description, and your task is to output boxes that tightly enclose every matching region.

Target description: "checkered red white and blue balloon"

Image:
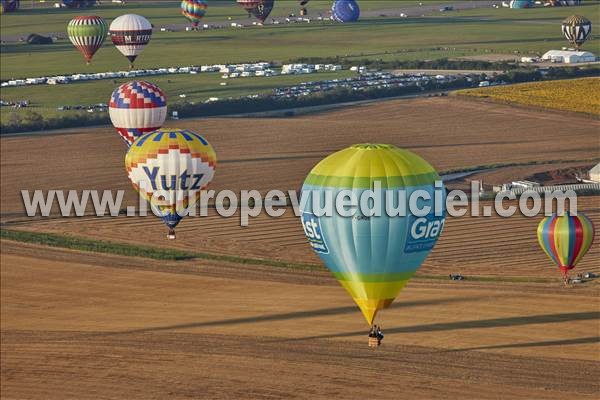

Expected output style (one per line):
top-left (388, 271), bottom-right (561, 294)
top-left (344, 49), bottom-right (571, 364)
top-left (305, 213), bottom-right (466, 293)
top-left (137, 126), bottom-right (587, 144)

top-left (109, 81), bottom-right (167, 146)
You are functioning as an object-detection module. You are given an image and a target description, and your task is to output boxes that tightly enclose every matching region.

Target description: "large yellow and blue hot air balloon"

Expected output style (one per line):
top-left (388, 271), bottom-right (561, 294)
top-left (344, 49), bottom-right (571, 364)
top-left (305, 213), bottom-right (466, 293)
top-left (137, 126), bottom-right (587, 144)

top-left (537, 213), bottom-right (595, 278)
top-left (125, 128), bottom-right (217, 239)
top-left (300, 144), bottom-right (445, 326)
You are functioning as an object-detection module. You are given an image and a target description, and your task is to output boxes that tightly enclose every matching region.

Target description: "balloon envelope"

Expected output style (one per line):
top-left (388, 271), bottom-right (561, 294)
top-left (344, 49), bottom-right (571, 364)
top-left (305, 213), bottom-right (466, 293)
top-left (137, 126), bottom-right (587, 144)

top-left (537, 213), bottom-right (595, 276)
top-left (109, 14), bottom-right (152, 66)
top-left (109, 81), bottom-right (167, 146)
top-left (251, 0), bottom-right (274, 22)
top-left (67, 15), bottom-right (108, 64)
top-left (300, 144), bottom-right (445, 325)
top-left (237, 0), bottom-right (262, 12)
top-left (125, 128), bottom-right (217, 233)
top-left (332, 0), bottom-right (360, 22)
top-left (62, 0), bottom-right (96, 8)
top-left (0, 0), bottom-right (20, 13)
top-left (509, 0), bottom-right (533, 8)
top-left (562, 14), bottom-right (592, 49)
top-left (547, 0), bottom-right (581, 5)
top-left (181, 0), bottom-right (208, 28)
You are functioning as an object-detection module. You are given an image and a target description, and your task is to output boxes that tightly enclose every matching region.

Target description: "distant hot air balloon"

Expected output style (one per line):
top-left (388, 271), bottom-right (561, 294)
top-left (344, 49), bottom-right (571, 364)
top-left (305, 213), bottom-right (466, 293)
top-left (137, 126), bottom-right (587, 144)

top-left (537, 213), bottom-right (595, 282)
top-left (562, 14), bottom-right (592, 49)
top-left (181, 0), bottom-right (208, 29)
top-left (62, 0), bottom-right (96, 8)
top-left (125, 128), bottom-right (217, 239)
top-left (109, 14), bottom-right (152, 68)
top-left (332, 0), bottom-right (360, 22)
top-left (546, 0), bottom-right (581, 5)
top-left (509, 0), bottom-right (533, 8)
top-left (237, 0), bottom-right (273, 23)
top-left (252, 0), bottom-right (274, 23)
top-left (0, 0), bottom-right (19, 14)
top-left (299, 0), bottom-right (310, 16)
top-left (300, 144), bottom-right (445, 329)
top-left (109, 81), bottom-right (167, 146)
top-left (237, 0), bottom-right (261, 16)
top-left (67, 16), bottom-right (107, 65)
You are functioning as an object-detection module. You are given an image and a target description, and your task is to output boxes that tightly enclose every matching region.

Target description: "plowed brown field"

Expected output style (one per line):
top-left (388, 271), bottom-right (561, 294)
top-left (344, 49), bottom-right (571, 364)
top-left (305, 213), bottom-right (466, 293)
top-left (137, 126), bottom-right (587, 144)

top-left (1, 97), bottom-right (599, 399)
top-left (1, 241), bottom-right (599, 400)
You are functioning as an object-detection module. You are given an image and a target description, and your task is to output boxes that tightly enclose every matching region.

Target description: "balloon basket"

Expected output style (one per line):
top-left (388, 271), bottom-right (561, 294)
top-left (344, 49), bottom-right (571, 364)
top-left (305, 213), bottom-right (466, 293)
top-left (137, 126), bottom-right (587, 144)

top-left (368, 337), bottom-right (380, 348)
top-left (167, 230), bottom-right (176, 240)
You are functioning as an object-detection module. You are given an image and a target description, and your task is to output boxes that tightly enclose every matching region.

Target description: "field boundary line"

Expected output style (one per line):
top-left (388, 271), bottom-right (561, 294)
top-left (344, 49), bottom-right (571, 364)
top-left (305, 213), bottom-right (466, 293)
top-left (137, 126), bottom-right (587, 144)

top-left (0, 229), bottom-right (559, 284)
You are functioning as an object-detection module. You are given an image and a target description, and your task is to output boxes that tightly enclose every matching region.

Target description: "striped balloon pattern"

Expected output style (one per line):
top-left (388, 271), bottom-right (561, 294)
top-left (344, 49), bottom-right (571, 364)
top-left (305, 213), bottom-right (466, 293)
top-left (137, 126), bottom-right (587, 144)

top-left (109, 14), bottom-right (152, 67)
top-left (125, 129), bottom-right (217, 235)
top-left (332, 0), bottom-right (360, 23)
top-left (67, 16), bottom-right (107, 64)
top-left (109, 81), bottom-right (167, 146)
top-left (181, 0), bottom-right (208, 28)
top-left (537, 213), bottom-right (595, 276)
top-left (562, 15), bottom-right (592, 49)
top-left (301, 144), bottom-right (445, 325)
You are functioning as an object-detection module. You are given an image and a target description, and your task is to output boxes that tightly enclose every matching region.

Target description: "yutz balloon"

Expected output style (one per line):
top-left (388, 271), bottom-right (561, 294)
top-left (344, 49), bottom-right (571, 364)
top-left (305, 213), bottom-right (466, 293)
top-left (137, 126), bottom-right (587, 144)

top-left (125, 129), bottom-right (217, 239)
top-left (300, 144), bottom-right (445, 326)
top-left (537, 213), bottom-right (595, 278)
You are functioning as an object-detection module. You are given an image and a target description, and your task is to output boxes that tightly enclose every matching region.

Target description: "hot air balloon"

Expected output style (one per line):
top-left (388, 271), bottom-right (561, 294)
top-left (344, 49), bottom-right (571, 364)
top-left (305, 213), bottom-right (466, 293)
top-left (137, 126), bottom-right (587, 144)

top-left (299, 0), bottom-right (310, 16)
top-left (331, 0), bottom-right (360, 23)
top-left (300, 144), bottom-right (445, 333)
top-left (252, 0), bottom-right (274, 22)
top-left (67, 16), bottom-right (107, 65)
top-left (237, 0), bottom-right (261, 16)
top-left (181, 0), bottom-right (208, 29)
top-left (125, 128), bottom-right (217, 239)
top-left (109, 81), bottom-right (167, 146)
top-left (546, 0), bottom-right (581, 5)
top-left (237, 0), bottom-right (273, 23)
top-left (0, 0), bottom-right (19, 14)
top-left (62, 0), bottom-right (96, 8)
top-left (109, 14), bottom-right (152, 69)
top-left (562, 14), bottom-right (592, 49)
top-left (537, 213), bottom-right (595, 283)
top-left (509, 0), bottom-right (533, 8)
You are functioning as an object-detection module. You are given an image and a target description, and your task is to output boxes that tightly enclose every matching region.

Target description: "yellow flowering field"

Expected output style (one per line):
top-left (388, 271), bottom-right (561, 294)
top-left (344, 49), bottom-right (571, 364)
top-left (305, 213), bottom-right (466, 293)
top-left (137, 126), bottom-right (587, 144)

top-left (457, 78), bottom-right (600, 116)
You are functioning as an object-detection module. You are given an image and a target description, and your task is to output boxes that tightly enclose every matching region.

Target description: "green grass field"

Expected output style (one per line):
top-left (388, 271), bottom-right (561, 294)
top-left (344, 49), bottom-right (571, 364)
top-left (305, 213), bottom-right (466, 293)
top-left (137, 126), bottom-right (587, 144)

top-left (2, 1), bottom-right (598, 79)
top-left (1, 0), bottom-right (599, 124)
top-left (0, 70), bottom-right (354, 111)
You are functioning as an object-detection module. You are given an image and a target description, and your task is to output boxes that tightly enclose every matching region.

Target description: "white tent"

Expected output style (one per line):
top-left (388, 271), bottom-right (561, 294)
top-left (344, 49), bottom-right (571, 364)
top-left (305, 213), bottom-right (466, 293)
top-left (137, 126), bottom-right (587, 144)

top-left (541, 50), bottom-right (596, 64)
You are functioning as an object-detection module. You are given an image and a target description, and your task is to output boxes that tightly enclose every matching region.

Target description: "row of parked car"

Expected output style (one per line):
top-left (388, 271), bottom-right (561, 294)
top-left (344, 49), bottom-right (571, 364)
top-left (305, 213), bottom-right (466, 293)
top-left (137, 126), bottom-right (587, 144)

top-left (272, 71), bottom-right (477, 99)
